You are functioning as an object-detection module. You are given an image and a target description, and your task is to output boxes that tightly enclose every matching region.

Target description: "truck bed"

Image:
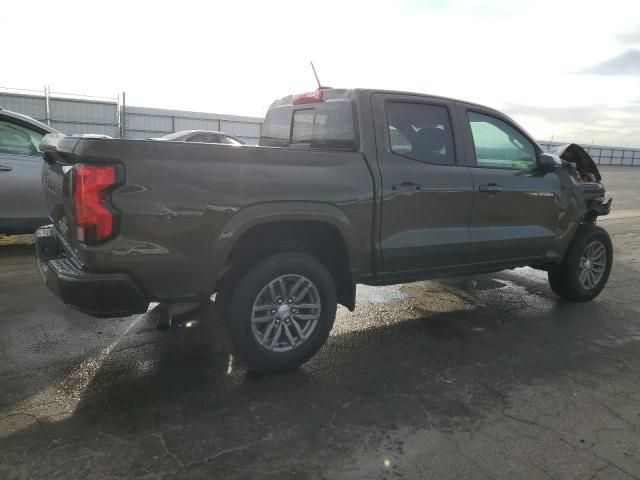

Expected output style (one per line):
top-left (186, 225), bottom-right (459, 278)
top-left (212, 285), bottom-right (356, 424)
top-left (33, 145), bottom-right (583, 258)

top-left (40, 137), bottom-right (375, 302)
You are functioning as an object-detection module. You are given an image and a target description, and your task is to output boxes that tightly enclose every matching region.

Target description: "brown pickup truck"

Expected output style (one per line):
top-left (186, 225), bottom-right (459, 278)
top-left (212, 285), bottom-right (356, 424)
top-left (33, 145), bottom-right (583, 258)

top-left (36, 88), bottom-right (612, 372)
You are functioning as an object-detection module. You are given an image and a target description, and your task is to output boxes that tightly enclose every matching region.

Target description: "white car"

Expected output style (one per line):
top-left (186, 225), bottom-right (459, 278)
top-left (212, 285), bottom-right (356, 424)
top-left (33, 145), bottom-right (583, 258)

top-left (151, 130), bottom-right (245, 145)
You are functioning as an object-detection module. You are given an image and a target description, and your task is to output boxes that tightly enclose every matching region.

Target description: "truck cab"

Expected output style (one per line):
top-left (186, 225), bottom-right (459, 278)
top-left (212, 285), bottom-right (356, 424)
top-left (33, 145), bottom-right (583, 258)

top-left (261, 88), bottom-right (606, 280)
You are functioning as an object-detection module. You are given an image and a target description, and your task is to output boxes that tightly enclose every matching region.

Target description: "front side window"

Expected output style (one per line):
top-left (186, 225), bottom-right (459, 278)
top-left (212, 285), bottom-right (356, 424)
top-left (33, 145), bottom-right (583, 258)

top-left (385, 102), bottom-right (455, 165)
top-left (0, 120), bottom-right (44, 156)
top-left (468, 112), bottom-right (536, 170)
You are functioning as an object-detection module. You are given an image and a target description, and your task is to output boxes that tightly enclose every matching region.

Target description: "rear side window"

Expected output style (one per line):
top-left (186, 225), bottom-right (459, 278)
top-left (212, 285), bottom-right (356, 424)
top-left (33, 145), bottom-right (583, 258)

top-left (385, 102), bottom-right (455, 165)
top-left (260, 101), bottom-right (356, 150)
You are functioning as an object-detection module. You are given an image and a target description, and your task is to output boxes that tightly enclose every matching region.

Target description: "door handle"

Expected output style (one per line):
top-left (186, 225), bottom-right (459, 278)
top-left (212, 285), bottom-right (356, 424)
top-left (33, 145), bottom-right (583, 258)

top-left (392, 182), bottom-right (421, 195)
top-left (479, 183), bottom-right (502, 194)
top-left (0, 165), bottom-right (12, 172)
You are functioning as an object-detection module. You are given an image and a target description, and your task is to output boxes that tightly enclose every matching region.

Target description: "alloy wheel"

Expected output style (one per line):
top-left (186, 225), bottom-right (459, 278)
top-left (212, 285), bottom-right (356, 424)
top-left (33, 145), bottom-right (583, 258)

top-left (250, 274), bottom-right (322, 352)
top-left (578, 240), bottom-right (606, 289)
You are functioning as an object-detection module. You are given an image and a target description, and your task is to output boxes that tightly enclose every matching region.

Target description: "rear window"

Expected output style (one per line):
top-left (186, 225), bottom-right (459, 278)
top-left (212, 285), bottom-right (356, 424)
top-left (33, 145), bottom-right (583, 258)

top-left (261, 108), bottom-right (292, 147)
top-left (260, 101), bottom-right (356, 150)
top-left (292, 109), bottom-right (314, 143)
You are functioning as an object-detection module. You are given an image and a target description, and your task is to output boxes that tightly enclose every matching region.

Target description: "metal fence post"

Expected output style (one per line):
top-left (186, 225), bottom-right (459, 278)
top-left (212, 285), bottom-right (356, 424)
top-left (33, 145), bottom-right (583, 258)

top-left (120, 92), bottom-right (126, 139)
top-left (44, 85), bottom-right (51, 126)
top-left (116, 91), bottom-right (121, 138)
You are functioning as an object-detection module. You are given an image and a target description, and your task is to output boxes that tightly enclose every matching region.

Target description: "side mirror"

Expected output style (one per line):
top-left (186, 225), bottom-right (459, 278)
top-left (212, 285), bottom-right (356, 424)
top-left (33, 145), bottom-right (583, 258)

top-left (538, 153), bottom-right (561, 173)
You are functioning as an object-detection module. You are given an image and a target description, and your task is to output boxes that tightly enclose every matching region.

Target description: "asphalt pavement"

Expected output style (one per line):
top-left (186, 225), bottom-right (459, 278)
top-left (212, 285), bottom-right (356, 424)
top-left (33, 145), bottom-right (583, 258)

top-left (1, 167), bottom-right (639, 479)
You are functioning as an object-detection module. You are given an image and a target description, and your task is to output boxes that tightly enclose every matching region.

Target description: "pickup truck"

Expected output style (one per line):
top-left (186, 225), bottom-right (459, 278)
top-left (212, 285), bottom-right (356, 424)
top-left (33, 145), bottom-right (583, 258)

top-left (36, 88), bottom-right (612, 372)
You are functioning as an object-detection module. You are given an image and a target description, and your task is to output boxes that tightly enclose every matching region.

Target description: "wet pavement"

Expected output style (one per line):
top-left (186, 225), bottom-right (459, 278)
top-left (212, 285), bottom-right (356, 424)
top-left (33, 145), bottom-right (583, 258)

top-left (1, 167), bottom-right (639, 479)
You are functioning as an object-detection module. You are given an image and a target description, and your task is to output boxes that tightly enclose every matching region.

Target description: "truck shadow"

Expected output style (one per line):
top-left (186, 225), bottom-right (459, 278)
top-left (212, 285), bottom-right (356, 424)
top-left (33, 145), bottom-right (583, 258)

top-left (1, 266), bottom-right (639, 477)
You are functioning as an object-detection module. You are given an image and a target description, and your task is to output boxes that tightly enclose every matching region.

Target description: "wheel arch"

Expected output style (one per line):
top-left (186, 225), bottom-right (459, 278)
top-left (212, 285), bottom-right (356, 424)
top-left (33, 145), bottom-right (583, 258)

top-left (214, 202), bottom-right (358, 310)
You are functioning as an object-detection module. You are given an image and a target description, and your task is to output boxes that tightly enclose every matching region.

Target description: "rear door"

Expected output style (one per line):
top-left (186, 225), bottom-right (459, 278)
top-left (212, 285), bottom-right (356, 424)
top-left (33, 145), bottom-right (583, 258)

top-left (372, 93), bottom-right (474, 273)
top-left (0, 119), bottom-right (49, 230)
top-left (458, 106), bottom-right (563, 263)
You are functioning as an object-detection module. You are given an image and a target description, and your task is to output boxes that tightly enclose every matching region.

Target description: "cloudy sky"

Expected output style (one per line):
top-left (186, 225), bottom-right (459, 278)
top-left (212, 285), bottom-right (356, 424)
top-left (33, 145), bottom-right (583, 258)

top-left (2, 0), bottom-right (639, 146)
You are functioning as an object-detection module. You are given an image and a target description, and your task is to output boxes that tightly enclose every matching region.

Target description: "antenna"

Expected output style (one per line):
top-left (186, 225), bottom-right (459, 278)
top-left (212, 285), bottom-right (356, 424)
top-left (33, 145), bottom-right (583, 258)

top-left (310, 61), bottom-right (323, 89)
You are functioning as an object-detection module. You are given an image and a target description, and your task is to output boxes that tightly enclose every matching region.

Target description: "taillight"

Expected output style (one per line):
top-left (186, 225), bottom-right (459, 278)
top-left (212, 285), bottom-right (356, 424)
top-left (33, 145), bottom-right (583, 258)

top-left (73, 164), bottom-right (123, 244)
top-left (292, 90), bottom-right (324, 105)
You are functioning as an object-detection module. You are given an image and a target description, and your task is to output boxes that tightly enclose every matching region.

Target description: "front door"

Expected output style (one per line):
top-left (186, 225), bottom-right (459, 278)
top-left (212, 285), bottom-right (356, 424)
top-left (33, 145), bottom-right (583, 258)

top-left (372, 94), bottom-right (474, 274)
top-left (461, 109), bottom-right (563, 263)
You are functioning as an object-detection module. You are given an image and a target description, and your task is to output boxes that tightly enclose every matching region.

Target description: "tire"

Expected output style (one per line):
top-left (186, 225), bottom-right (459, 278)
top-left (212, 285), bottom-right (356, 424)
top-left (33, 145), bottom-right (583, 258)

top-left (221, 252), bottom-right (337, 373)
top-left (548, 224), bottom-right (613, 302)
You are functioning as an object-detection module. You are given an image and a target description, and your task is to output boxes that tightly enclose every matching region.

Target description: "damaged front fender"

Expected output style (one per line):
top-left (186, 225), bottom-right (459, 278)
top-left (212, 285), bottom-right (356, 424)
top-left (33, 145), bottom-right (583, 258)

top-left (552, 143), bottom-right (601, 182)
top-left (551, 143), bottom-right (612, 221)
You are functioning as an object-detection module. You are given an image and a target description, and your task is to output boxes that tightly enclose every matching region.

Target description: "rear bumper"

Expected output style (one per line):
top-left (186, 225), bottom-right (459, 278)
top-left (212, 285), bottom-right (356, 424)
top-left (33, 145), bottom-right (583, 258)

top-left (35, 225), bottom-right (149, 318)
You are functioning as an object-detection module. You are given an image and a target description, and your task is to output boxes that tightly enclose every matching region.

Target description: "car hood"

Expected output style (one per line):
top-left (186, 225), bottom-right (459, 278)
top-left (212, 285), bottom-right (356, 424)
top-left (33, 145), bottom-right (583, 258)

top-left (552, 143), bottom-right (601, 182)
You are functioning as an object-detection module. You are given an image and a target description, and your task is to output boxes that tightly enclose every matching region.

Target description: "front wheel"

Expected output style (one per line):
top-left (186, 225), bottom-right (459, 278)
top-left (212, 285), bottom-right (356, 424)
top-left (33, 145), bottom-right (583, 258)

top-left (221, 252), bottom-right (337, 373)
top-left (548, 224), bottom-right (613, 302)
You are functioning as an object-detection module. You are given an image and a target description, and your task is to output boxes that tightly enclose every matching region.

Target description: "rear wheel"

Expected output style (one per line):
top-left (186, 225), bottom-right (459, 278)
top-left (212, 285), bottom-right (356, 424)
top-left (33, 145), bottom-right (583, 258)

top-left (221, 252), bottom-right (337, 373)
top-left (548, 224), bottom-right (612, 302)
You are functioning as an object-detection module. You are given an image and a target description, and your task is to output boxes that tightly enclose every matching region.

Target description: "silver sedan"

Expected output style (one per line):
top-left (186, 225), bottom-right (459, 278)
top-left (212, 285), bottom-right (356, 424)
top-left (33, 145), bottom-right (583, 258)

top-left (0, 108), bottom-right (59, 234)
